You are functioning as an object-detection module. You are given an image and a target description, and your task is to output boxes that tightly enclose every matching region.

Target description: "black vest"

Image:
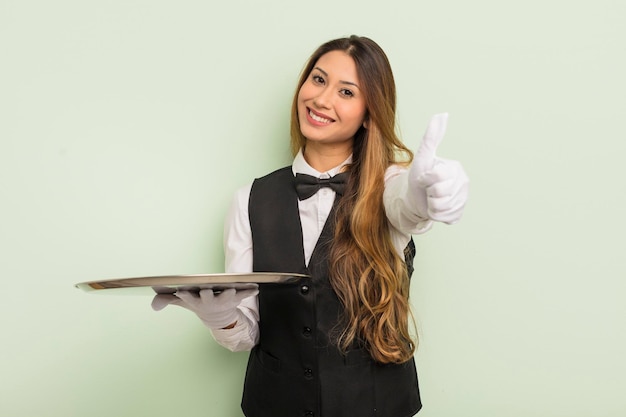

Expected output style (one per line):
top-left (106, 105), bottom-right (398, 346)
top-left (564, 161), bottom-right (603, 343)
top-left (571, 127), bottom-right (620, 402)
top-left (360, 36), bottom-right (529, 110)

top-left (242, 166), bottom-right (421, 417)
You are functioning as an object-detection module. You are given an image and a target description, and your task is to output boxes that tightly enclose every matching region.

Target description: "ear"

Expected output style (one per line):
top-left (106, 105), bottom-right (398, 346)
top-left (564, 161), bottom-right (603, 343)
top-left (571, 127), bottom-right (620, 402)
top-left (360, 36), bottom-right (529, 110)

top-left (362, 119), bottom-right (369, 129)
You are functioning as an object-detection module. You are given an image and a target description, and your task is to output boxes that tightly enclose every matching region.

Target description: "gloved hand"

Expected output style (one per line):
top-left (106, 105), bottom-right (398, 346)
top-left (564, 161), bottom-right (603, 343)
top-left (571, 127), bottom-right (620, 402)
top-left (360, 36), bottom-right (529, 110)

top-left (408, 113), bottom-right (469, 224)
top-left (151, 285), bottom-right (259, 330)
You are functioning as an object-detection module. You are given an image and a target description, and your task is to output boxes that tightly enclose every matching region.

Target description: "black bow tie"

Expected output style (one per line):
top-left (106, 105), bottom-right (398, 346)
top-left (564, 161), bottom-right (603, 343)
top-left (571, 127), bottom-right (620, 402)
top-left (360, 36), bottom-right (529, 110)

top-left (294, 172), bottom-right (349, 200)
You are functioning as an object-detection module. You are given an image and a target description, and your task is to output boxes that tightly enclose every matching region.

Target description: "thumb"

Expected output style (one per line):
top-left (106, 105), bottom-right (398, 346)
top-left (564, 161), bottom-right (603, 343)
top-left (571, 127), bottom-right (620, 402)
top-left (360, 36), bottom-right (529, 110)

top-left (414, 113), bottom-right (448, 175)
top-left (151, 293), bottom-right (184, 311)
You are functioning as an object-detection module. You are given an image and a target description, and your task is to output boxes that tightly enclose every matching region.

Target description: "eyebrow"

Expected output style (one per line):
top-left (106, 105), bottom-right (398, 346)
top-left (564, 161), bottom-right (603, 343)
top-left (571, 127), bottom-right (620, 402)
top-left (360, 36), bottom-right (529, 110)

top-left (313, 66), bottom-right (360, 90)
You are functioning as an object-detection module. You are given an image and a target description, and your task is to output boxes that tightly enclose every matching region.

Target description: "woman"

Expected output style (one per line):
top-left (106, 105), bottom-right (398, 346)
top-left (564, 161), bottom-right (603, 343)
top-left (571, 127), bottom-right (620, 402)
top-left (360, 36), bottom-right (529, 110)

top-left (153, 35), bottom-right (469, 417)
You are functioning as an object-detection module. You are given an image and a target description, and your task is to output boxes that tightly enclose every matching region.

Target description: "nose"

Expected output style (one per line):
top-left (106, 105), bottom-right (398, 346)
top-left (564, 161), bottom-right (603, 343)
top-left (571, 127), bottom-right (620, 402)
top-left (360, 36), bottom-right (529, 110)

top-left (312, 86), bottom-right (333, 109)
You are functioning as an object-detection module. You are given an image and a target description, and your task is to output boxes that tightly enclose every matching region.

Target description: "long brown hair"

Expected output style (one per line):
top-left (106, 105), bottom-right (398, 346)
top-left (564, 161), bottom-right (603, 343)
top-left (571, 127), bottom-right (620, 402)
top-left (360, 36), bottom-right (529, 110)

top-left (290, 36), bottom-right (416, 364)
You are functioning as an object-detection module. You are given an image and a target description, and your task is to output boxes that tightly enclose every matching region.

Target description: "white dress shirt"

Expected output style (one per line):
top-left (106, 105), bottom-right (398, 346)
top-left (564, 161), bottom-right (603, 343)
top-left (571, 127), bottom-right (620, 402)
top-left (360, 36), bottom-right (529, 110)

top-left (211, 150), bottom-right (432, 351)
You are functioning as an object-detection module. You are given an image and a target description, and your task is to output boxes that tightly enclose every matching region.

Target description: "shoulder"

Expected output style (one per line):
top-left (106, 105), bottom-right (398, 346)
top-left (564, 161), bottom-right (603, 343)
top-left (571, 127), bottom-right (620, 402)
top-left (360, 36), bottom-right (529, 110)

top-left (226, 165), bottom-right (294, 225)
top-left (384, 164), bottom-right (408, 183)
top-left (251, 166), bottom-right (294, 195)
top-left (227, 182), bottom-right (253, 218)
top-left (231, 166), bottom-right (293, 205)
top-left (254, 166), bottom-right (293, 183)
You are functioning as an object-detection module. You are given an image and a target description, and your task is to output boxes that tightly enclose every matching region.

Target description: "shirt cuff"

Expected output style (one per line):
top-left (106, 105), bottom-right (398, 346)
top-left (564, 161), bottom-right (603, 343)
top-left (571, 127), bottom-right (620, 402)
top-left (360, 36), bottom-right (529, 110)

top-left (210, 309), bottom-right (259, 352)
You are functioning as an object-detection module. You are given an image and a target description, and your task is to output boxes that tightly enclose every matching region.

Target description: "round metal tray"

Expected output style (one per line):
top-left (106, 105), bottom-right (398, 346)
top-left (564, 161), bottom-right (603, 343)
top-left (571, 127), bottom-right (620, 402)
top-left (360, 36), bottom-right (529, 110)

top-left (75, 272), bottom-right (308, 295)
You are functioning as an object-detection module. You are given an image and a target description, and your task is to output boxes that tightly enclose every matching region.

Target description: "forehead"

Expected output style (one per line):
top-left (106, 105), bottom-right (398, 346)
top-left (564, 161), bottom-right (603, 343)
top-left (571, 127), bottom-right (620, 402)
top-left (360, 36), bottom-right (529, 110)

top-left (314, 50), bottom-right (359, 82)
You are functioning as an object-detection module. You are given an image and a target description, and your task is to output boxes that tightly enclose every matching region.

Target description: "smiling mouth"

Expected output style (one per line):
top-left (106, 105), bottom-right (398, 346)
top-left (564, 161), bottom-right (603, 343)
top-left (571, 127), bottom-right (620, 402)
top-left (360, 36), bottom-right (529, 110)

top-left (308, 108), bottom-right (334, 124)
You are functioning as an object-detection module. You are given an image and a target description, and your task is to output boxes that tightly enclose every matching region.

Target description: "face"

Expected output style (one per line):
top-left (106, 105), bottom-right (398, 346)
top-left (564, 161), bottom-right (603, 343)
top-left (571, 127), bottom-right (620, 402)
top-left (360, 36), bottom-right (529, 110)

top-left (297, 50), bottom-right (367, 149)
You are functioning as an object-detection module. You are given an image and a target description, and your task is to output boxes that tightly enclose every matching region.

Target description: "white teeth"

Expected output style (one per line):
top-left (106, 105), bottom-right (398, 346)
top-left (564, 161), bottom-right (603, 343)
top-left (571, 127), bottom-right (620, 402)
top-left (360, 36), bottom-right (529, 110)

top-left (309, 110), bottom-right (332, 124)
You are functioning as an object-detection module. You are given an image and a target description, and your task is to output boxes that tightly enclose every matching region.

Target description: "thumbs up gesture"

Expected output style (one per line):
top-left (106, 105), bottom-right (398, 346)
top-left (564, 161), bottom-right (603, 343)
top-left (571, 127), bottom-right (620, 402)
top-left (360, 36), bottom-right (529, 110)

top-left (408, 113), bottom-right (469, 224)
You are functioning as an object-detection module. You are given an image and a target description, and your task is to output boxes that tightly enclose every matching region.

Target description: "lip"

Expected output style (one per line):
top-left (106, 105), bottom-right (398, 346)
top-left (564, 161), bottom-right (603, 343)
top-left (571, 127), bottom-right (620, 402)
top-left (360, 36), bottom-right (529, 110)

top-left (305, 107), bottom-right (335, 126)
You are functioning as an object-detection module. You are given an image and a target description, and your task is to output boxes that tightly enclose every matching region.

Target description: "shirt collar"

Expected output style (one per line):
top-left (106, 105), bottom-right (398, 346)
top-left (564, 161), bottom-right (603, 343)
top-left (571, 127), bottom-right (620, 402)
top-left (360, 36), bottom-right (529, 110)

top-left (292, 148), bottom-right (352, 179)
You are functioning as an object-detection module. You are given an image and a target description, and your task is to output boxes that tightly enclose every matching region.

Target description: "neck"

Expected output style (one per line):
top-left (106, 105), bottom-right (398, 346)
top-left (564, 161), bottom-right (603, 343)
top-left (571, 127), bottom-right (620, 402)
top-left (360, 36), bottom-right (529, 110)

top-left (303, 140), bottom-right (353, 172)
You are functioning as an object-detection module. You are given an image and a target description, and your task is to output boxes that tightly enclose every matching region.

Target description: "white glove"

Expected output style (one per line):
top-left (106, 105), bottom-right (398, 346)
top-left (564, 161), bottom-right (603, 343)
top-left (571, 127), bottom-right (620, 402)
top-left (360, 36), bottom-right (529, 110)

top-left (408, 113), bottom-right (469, 224)
top-left (151, 285), bottom-right (259, 330)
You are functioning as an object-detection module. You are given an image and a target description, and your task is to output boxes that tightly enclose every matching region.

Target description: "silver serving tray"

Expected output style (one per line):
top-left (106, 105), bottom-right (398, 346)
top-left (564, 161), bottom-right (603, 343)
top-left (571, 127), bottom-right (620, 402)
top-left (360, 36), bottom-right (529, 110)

top-left (75, 272), bottom-right (308, 295)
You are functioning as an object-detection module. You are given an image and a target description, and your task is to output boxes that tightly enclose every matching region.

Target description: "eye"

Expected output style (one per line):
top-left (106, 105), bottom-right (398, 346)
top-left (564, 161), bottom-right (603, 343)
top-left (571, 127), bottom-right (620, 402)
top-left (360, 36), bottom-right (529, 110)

top-left (311, 74), bottom-right (325, 85)
top-left (340, 88), bottom-right (354, 97)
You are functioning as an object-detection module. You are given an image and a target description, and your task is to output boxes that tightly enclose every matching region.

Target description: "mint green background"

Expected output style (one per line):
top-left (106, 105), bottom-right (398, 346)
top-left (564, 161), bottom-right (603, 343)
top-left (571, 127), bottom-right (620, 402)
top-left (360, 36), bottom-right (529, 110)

top-left (1, 1), bottom-right (624, 416)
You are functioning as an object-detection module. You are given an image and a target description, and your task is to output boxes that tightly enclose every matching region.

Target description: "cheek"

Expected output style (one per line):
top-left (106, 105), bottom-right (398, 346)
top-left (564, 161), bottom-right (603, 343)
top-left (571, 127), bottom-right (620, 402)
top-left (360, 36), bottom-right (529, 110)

top-left (296, 87), bottom-right (309, 115)
top-left (297, 83), bottom-right (313, 103)
top-left (338, 102), bottom-right (367, 125)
